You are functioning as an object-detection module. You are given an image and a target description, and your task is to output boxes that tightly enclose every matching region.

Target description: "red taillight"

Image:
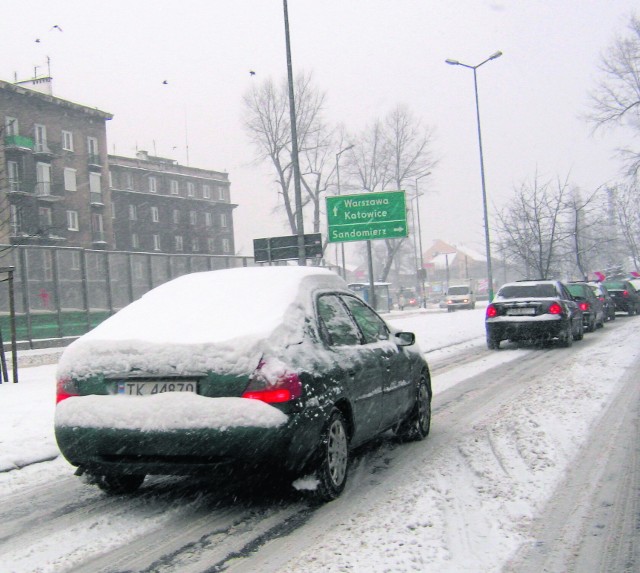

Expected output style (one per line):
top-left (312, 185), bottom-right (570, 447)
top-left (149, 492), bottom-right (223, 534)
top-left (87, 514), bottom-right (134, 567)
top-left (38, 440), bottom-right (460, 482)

top-left (598, 296), bottom-right (605, 302)
top-left (486, 304), bottom-right (498, 318)
top-left (579, 302), bottom-right (589, 312)
top-left (242, 360), bottom-right (302, 404)
top-left (548, 302), bottom-right (563, 315)
top-left (623, 290), bottom-right (629, 298)
top-left (56, 377), bottom-right (79, 404)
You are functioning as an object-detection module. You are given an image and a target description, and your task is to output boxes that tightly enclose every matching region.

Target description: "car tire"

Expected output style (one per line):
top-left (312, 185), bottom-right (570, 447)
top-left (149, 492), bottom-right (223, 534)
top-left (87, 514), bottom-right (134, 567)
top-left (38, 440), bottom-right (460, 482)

top-left (95, 473), bottom-right (145, 495)
top-left (559, 326), bottom-right (574, 347)
top-left (314, 409), bottom-right (349, 502)
top-left (574, 321), bottom-right (584, 341)
top-left (396, 375), bottom-right (431, 442)
top-left (587, 317), bottom-right (596, 333)
top-left (487, 335), bottom-right (500, 350)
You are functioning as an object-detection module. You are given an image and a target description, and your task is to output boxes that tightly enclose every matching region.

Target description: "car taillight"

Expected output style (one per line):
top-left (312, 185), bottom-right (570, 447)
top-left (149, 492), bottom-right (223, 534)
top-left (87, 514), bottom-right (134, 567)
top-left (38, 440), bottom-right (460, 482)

top-left (623, 290), bottom-right (629, 298)
top-left (598, 296), bottom-right (605, 302)
top-left (548, 302), bottom-right (563, 315)
top-left (486, 304), bottom-right (498, 318)
top-left (56, 377), bottom-right (79, 404)
top-left (242, 359), bottom-right (302, 403)
top-left (579, 302), bottom-right (589, 312)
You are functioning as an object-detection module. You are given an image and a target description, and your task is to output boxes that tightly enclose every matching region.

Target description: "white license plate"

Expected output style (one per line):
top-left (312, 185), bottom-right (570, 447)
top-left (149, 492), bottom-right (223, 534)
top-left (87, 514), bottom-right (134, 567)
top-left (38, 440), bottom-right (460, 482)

top-left (507, 307), bottom-right (536, 316)
top-left (117, 380), bottom-right (197, 396)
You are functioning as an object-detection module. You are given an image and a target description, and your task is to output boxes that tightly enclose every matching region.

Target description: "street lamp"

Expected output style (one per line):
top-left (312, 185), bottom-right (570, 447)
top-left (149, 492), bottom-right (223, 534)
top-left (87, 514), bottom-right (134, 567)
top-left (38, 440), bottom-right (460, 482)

top-left (415, 172), bottom-right (430, 306)
top-left (445, 50), bottom-right (502, 301)
top-left (335, 144), bottom-right (354, 279)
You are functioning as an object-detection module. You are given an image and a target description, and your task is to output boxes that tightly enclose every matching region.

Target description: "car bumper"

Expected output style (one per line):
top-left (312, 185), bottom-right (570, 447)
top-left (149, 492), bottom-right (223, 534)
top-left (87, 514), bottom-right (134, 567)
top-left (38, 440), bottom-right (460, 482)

top-left (486, 317), bottom-right (568, 342)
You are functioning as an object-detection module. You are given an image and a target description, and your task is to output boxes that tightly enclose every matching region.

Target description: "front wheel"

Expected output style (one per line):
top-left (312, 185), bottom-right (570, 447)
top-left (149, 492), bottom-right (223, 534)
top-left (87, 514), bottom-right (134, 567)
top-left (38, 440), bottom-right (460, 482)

top-left (315, 409), bottom-right (349, 502)
top-left (396, 376), bottom-right (431, 442)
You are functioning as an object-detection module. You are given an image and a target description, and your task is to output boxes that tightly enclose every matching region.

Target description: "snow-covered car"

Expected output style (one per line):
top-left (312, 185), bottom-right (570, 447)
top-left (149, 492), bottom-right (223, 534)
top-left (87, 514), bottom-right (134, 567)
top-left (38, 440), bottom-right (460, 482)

top-left (54, 267), bottom-right (432, 501)
top-left (602, 279), bottom-right (640, 316)
top-left (485, 280), bottom-right (584, 349)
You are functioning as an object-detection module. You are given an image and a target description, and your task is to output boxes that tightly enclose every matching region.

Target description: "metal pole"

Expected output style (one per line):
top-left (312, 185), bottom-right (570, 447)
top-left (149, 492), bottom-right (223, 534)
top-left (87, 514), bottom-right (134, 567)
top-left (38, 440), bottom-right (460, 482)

top-left (335, 145), bottom-right (353, 279)
top-left (283, 0), bottom-right (306, 265)
top-left (415, 172), bottom-right (430, 306)
top-left (9, 269), bottom-right (17, 384)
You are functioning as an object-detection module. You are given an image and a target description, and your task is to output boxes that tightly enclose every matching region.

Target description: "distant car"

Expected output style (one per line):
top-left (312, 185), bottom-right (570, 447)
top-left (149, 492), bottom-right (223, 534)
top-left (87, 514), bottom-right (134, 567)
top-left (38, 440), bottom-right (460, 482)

top-left (602, 280), bottom-right (640, 316)
top-left (444, 284), bottom-right (476, 312)
top-left (54, 267), bottom-right (432, 501)
top-left (588, 282), bottom-right (616, 322)
top-left (567, 281), bottom-right (605, 331)
top-left (485, 280), bottom-right (583, 349)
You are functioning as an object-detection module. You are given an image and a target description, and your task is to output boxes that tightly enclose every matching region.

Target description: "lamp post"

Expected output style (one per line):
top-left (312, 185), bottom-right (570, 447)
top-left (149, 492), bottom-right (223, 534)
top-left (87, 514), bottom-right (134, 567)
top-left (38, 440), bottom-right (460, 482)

top-left (335, 144), bottom-right (354, 279)
top-left (445, 50), bottom-right (502, 301)
top-left (415, 172), bottom-right (430, 306)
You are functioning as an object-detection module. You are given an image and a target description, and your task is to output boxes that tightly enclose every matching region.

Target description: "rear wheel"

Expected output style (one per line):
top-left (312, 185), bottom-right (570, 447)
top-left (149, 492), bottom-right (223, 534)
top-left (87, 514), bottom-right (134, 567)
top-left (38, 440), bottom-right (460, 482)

top-left (396, 376), bottom-right (431, 441)
top-left (586, 316), bottom-right (596, 332)
top-left (95, 473), bottom-right (145, 495)
top-left (487, 335), bottom-right (500, 350)
top-left (315, 409), bottom-right (349, 502)
top-left (559, 326), bottom-right (574, 347)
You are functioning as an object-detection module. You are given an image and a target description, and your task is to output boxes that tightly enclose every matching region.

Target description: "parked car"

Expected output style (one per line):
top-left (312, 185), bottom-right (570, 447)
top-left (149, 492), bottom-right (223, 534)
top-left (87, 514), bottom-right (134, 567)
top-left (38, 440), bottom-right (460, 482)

top-left (567, 281), bottom-right (605, 331)
top-left (588, 282), bottom-right (616, 322)
top-left (485, 280), bottom-right (583, 349)
top-left (602, 279), bottom-right (640, 316)
top-left (54, 267), bottom-right (432, 501)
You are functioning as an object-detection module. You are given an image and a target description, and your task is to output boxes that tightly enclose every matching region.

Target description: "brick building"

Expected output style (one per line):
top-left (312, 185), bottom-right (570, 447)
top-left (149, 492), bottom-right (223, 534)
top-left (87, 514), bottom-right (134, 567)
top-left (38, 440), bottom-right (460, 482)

top-left (0, 77), bottom-right (113, 249)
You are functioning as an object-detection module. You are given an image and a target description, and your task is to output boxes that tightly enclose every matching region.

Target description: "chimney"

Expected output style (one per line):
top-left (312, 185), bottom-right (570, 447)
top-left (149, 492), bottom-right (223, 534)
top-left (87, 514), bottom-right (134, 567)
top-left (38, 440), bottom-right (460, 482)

top-left (136, 150), bottom-right (149, 161)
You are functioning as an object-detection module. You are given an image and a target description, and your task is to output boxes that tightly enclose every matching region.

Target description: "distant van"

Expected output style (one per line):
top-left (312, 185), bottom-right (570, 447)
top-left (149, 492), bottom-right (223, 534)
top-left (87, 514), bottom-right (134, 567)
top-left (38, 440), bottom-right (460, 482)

top-left (445, 284), bottom-right (476, 312)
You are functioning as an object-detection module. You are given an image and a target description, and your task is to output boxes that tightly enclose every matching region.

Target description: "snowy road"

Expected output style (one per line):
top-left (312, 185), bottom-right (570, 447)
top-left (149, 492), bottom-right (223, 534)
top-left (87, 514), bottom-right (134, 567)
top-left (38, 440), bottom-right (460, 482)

top-left (0, 309), bottom-right (639, 572)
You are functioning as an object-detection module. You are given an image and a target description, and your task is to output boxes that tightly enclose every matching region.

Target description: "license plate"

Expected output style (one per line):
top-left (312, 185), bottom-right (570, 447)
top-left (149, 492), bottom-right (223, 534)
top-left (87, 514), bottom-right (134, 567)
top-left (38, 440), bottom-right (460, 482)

top-left (117, 380), bottom-right (197, 396)
top-left (507, 307), bottom-right (536, 316)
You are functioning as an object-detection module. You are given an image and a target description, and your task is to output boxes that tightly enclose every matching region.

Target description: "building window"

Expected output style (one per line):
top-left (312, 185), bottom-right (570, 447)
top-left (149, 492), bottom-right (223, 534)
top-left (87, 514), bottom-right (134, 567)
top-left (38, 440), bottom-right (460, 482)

top-left (111, 202), bottom-right (116, 219)
top-left (175, 235), bottom-right (183, 251)
top-left (87, 136), bottom-right (99, 161)
top-left (220, 213), bottom-right (228, 228)
top-left (192, 237), bottom-right (199, 252)
top-left (70, 251), bottom-right (81, 270)
top-left (64, 168), bottom-right (77, 192)
top-left (62, 130), bottom-right (74, 151)
top-left (129, 205), bottom-right (137, 220)
top-left (149, 176), bottom-right (157, 193)
top-left (207, 237), bottom-right (215, 252)
top-left (36, 162), bottom-right (52, 196)
top-left (92, 213), bottom-right (105, 241)
top-left (153, 234), bottom-right (161, 251)
top-left (151, 206), bottom-right (159, 222)
top-left (89, 172), bottom-right (102, 194)
top-left (10, 205), bottom-right (21, 234)
top-left (5, 117), bottom-right (18, 136)
top-left (204, 212), bottom-right (212, 227)
top-left (34, 124), bottom-right (47, 152)
top-left (203, 184), bottom-right (211, 199)
top-left (7, 160), bottom-right (20, 191)
top-left (170, 180), bottom-right (179, 195)
top-left (67, 210), bottom-right (79, 231)
top-left (222, 238), bottom-right (231, 253)
top-left (189, 210), bottom-right (197, 225)
top-left (123, 172), bottom-right (133, 190)
top-left (131, 233), bottom-right (139, 249)
top-left (218, 186), bottom-right (225, 201)
top-left (39, 206), bottom-right (52, 229)
top-left (172, 209), bottom-right (180, 224)
top-left (187, 182), bottom-right (195, 197)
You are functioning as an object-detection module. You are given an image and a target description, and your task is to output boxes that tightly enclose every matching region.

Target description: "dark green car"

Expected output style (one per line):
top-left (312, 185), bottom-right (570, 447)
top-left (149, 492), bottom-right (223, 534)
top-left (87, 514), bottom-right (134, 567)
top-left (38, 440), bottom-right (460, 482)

top-left (55, 267), bottom-right (432, 501)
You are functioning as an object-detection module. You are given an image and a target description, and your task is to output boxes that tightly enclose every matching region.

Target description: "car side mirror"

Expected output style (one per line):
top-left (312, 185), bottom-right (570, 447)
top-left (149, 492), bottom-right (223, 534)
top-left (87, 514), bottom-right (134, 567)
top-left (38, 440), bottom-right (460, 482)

top-left (394, 331), bottom-right (415, 346)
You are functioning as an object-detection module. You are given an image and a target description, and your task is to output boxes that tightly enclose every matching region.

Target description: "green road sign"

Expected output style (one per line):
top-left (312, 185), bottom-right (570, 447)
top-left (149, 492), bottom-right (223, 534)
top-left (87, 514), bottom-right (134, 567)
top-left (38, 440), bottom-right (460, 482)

top-left (326, 190), bottom-right (408, 243)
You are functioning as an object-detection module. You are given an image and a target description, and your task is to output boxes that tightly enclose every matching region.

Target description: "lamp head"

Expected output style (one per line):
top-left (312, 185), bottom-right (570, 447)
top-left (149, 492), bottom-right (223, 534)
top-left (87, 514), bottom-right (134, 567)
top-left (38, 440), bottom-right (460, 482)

top-left (489, 51), bottom-right (503, 61)
top-left (445, 59), bottom-right (459, 66)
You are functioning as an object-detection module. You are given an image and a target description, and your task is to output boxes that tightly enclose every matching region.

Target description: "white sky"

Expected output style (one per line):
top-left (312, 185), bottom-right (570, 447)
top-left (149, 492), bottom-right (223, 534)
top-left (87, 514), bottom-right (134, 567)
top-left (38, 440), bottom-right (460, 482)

top-left (1, 1), bottom-right (637, 257)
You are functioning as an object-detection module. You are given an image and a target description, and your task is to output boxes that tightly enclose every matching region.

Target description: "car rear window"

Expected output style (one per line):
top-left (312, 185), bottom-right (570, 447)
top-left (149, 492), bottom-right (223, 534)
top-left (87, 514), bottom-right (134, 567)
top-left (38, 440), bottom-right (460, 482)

top-left (603, 282), bottom-right (624, 290)
top-left (567, 284), bottom-right (586, 297)
top-left (498, 284), bottom-right (558, 298)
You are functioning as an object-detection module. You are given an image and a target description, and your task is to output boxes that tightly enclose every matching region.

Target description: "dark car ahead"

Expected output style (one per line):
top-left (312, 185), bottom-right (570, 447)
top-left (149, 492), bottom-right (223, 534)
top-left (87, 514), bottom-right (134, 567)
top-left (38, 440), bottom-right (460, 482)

top-left (485, 280), bottom-right (583, 349)
top-left (602, 280), bottom-right (640, 316)
top-left (588, 282), bottom-right (616, 322)
top-left (567, 281), bottom-right (605, 332)
top-left (55, 267), bottom-right (432, 501)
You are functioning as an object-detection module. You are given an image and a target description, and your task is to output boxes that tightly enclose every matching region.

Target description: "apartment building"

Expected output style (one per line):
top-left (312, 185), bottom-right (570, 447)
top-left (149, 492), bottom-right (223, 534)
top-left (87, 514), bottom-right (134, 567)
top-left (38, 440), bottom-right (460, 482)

top-left (0, 77), bottom-right (113, 249)
top-left (109, 150), bottom-right (236, 255)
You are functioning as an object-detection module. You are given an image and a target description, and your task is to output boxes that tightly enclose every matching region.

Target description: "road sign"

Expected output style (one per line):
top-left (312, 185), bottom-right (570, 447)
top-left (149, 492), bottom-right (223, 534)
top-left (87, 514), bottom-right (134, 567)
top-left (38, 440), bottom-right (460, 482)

top-left (326, 191), bottom-right (407, 243)
top-left (253, 233), bottom-right (323, 263)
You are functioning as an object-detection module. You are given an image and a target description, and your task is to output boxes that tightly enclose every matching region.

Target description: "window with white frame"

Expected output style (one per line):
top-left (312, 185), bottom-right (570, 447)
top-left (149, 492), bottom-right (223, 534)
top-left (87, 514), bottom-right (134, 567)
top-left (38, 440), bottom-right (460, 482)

top-left (189, 210), bottom-right (197, 225)
top-left (87, 136), bottom-right (99, 158)
top-left (192, 237), bottom-right (199, 252)
top-left (175, 235), bottom-right (183, 251)
top-left (217, 186), bottom-right (225, 200)
top-left (151, 206), bottom-right (159, 222)
top-left (39, 206), bottom-right (52, 228)
top-left (153, 234), bottom-right (161, 251)
top-left (222, 238), bottom-right (231, 253)
top-left (129, 204), bottom-right (137, 220)
top-left (131, 233), bottom-right (139, 249)
top-left (207, 237), bottom-right (215, 252)
top-left (187, 182), bottom-right (195, 197)
top-left (64, 168), bottom-right (77, 191)
top-left (67, 210), bottom-right (79, 231)
top-left (89, 172), bottom-right (102, 194)
top-left (149, 176), bottom-right (157, 193)
top-left (172, 209), bottom-right (180, 224)
top-left (62, 130), bottom-right (74, 151)
top-left (34, 124), bottom-right (47, 152)
top-left (10, 205), bottom-right (20, 234)
top-left (5, 117), bottom-right (18, 136)
top-left (36, 162), bottom-right (52, 196)
top-left (170, 180), bottom-right (179, 195)
top-left (220, 213), bottom-right (228, 228)
top-left (204, 212), bottom-right (212, 227)
top-left (7, 160), bottom-right (20, 191)
top-left (123, 172), bottom-right (133, 190)
top-left (203, 184), bottom-right (211, 199)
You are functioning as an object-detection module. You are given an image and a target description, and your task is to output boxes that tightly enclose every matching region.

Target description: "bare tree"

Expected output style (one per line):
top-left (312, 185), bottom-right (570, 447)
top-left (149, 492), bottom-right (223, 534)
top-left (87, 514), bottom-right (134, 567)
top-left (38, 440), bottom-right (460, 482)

top-left (609, 181), bottom-right (640, 272)
top-left (588, 14), bottom-right (640, 175)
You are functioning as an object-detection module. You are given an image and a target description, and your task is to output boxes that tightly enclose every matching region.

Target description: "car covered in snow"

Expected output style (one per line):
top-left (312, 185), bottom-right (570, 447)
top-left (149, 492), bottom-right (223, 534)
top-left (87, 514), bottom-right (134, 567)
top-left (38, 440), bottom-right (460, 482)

top-left (602, 279), bottom-right (640, 316)
top-left (485, 280), bottom-right (583, 349)
top-left (54, 266), bottom-right (432, 501)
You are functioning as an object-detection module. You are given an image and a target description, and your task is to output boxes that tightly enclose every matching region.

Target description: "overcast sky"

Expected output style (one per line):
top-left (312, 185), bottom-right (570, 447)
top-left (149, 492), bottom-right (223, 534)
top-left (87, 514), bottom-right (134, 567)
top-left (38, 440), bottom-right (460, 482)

top-left (2, 1), bottom-right (637, 258)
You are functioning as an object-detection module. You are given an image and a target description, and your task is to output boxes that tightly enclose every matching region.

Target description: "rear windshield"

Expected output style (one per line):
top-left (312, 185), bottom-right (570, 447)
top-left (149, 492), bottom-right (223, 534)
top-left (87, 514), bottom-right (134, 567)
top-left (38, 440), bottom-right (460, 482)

top-left (448, 286), bottom-right (469, 295)
top-left (603, 281), bottom-right (624, 290)
top-left (566, 284), bottom-right (586, 297)
top-left (498, 284), bottom-right (558, 298)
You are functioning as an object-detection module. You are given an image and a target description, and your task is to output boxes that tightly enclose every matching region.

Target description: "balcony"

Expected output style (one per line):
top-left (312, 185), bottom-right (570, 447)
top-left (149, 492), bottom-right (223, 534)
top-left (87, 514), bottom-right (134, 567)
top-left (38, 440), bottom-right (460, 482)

top-left (4, 135), bottom-right (34, 152)
top-left (33, 142), bottom-right (57, 159)
top-left (88, 153), bottom-right (102, 170)
top-left (90, 191), bottom-right (104, 206)
top-left (92, 230), bottom-right (107, 244)
top-left (6, 178), bottom-right (29, 195)
top-left (35, 182), bottom-right (64, 201)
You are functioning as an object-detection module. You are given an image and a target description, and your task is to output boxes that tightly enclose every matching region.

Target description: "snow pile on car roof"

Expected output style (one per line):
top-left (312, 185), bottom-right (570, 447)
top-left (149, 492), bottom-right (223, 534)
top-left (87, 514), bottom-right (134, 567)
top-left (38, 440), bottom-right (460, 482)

top-left (57, 267), bottom-right (347, 380)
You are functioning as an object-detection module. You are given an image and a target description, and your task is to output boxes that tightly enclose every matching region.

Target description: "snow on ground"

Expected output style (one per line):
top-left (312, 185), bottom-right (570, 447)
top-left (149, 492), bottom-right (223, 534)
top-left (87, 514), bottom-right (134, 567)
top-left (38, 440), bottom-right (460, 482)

top-left (1, 304), bottom-right (638, 572)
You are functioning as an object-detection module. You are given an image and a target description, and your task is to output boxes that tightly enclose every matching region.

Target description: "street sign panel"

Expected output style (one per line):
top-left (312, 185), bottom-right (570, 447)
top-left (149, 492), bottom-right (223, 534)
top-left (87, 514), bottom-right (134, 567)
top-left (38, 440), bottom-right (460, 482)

top-left (253, 233), bottom-right (323, 263)
top-left (326, 191), bottom-right (407, 243)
